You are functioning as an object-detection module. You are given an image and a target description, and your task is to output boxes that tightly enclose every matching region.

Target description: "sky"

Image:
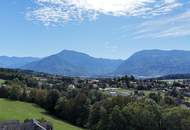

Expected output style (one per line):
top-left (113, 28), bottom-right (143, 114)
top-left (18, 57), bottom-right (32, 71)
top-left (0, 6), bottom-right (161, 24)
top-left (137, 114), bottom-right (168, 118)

top-left (0, 0), bottom-right (190, 59)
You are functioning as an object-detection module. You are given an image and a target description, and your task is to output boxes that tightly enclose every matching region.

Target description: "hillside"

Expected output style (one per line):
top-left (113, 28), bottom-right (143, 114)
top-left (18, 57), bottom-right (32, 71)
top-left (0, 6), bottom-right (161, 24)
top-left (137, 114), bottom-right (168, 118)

top-left (116, 50), bottom-right (190, 77)
top-left (0, 99), bottom-right (83, 130)
top-left (23, 50), bottom-right (123, 76)
top-left (0, 56), bottom-right (40, 68)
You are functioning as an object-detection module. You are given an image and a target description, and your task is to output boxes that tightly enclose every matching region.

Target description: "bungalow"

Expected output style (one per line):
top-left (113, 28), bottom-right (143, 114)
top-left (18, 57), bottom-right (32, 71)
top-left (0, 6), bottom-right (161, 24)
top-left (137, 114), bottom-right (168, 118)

top-left (0, 119), bottom-right (53, 130)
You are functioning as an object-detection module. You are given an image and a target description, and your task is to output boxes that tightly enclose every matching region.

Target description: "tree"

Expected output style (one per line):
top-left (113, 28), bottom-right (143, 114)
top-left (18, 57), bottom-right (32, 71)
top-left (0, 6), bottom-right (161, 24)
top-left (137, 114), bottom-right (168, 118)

top-left (55, 96), bottom-right (69, 119)
top-left (149, 92), bottom-right (162, 103)
top-left (122, 99), bottom-right (161, 130)
top-left (34, 89), bottom-right (47, 107)
top-left (163, 96), bottom-right (176, 106)
top-left (74, 93), bottom-right (90, 127)
top-left (8, 85), bottom-right (22, 100)
top-left (88, 103), bottom-right (101, 130)
top-left (29, 89), bottom-right (37, 102)
top-left (0, 85), bottom-right (9, 98)
top-left (46, 89), bottom-right (60, 113)
top-left (109, 105), bottom-right (126, 130)
top-left (96, 106), bottom-right (109, 130)
top-left (20, 87), bottom-right (28, 101)
top-left (162, 107), bottom-right (190, 130)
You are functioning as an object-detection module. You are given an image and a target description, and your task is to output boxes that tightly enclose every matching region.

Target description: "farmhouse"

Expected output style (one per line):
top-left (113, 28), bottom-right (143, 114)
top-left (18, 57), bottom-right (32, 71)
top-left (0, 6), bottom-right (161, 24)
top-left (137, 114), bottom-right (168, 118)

top-left (0, 119), bottom-right (53, 130)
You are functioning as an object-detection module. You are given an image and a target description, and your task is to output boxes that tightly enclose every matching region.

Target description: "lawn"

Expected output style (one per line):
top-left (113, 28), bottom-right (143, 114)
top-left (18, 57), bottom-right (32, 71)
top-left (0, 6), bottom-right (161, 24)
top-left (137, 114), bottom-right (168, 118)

top-left (0, 98), bottom-right (83, 130)
top-left (0, 79), bottom-right (5, 85)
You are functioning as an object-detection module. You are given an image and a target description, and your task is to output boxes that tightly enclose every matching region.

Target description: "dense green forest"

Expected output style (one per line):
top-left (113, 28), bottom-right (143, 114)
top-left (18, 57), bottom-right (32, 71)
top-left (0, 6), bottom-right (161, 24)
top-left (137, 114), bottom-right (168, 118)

top-left (0, 68), bottom-right (190, 130)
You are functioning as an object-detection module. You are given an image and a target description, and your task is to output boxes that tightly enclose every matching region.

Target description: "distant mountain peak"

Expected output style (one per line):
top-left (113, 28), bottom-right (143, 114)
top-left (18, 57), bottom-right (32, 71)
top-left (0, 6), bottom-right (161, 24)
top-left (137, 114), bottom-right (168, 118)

top-left (58, 50), bottom-right (91, 57)
top-left (22, 50), bottom-right (123, 77)
top-left (59, 49), bottom-right (80, 53)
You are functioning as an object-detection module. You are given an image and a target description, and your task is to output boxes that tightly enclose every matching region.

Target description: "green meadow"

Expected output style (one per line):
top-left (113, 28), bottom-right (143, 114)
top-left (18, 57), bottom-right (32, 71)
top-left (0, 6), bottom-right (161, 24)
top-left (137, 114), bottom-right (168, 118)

top-left (0, 98), bottom-right (83, 130)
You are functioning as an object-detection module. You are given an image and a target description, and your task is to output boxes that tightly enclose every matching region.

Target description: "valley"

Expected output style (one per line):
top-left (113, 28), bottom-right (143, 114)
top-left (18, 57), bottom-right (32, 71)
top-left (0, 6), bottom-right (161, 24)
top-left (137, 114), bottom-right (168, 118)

top-left (0, 68), bottom-right (190, 130)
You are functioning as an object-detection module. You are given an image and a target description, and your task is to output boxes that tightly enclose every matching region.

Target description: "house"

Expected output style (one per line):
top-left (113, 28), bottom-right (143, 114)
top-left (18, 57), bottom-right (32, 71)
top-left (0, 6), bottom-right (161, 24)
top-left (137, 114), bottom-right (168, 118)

top-left (0, 119), bottom-right (53, 130)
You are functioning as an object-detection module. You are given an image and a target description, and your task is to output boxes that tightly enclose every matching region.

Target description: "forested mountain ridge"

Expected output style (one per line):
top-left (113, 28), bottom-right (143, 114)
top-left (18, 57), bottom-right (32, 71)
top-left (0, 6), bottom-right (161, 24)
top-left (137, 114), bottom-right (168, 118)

top-left (22, 50), bottom-right (123, 77)
top-left (116, 50), bottom-right (190, 77)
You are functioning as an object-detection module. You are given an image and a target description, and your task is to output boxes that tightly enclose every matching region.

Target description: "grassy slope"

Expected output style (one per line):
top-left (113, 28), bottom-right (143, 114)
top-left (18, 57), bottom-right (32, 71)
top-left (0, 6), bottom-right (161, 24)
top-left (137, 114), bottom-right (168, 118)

top-left (0, 99), bottom-right (83, 130)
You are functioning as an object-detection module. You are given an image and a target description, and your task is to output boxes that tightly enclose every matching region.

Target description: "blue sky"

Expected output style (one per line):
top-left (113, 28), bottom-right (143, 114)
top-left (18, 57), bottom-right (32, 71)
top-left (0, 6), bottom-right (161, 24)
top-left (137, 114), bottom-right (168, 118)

top-left (0, 0), bottom-right (190, 59)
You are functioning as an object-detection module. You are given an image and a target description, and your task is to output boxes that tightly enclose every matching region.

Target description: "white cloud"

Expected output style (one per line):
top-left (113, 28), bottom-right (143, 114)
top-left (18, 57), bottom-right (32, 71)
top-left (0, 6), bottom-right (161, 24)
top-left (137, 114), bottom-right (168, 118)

top-left (28, 0), bottom-right (182, 25)
top-left (132, 11), bottom-right (190, 39)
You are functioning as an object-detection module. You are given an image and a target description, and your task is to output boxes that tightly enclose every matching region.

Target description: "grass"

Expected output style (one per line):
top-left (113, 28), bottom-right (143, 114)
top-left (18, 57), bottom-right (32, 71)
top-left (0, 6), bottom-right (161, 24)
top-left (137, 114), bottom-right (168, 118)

top-left (0, 79), bottom-right (5, 85)
top-left (0, 98), bottom-right (83, 130)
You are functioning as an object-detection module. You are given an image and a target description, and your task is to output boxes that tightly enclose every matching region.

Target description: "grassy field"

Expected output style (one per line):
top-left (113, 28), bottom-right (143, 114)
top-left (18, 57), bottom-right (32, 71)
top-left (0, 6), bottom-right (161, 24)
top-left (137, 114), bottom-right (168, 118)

top-left (0, 99), bottom-right (83, 130)
top-left (0, 79), bottom-right (5, 85)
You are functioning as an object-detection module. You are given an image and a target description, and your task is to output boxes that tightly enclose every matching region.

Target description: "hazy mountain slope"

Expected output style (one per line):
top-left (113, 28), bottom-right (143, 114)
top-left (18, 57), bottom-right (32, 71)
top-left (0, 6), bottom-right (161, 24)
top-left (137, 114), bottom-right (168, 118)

top-left (0, 56), bottom-right (40, 68)
top-left (23, 50), bottom-right (123, 76)
top-left (116, 50), bottom-right (190, 77)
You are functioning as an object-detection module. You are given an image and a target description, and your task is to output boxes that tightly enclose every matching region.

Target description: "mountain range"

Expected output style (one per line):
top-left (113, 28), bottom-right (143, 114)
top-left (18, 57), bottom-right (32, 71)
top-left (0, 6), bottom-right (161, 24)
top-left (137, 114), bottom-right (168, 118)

top-left (1, 49), bottom-right (190, 77)
top-left (0, 56), bottom-right (40, 68)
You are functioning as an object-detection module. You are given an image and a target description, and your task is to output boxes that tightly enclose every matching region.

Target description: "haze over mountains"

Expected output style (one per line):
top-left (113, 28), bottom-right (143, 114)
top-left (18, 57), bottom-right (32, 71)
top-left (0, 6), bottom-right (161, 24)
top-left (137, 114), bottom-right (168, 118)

top-left (0, 56), bottom-right (40, 68)
top-left (1, 50), bottom-right (190, 77)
